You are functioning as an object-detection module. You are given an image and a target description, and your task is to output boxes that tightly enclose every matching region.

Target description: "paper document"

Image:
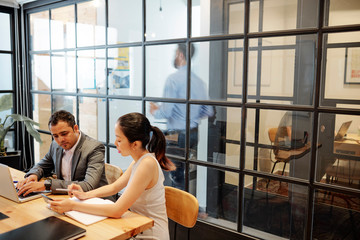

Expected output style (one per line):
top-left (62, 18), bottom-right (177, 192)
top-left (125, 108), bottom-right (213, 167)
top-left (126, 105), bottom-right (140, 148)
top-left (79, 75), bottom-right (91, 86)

top-left (64, 197), bottom-right (114, 225)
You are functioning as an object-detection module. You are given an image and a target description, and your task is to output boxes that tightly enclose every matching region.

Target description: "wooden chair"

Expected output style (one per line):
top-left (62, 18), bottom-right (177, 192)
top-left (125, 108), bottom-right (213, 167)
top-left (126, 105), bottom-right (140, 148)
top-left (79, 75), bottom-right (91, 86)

top-left (165, 186), bottom-right (199, 239)
top-left (105, 163), bottom-right (123, 184)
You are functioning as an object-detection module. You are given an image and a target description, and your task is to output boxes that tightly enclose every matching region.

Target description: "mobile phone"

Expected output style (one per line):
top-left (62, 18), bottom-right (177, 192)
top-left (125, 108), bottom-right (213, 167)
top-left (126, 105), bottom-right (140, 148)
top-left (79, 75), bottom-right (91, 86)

top-left (41, 194), bottom-right (54, 203)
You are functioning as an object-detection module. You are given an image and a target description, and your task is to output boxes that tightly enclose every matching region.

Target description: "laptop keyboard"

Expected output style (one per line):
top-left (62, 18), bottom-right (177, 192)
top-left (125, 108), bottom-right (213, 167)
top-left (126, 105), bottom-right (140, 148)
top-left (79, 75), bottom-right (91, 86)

top-left (16, 188), bottom-right (40, 199)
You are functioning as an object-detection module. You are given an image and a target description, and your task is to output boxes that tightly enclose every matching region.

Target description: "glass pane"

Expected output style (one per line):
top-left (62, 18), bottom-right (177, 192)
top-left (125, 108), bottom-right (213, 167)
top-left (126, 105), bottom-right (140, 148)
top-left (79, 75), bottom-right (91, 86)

top-left (192, 0), bottom-right (244, 37)
top-left (313, 190), bottom-right (360, 239)
top-left (326, 0), bottom-right (360, 26)
top-left (243, 175), bottom-right (308, 239)
top-left (50, 5), bottom-right (75, 50)
top-left (246, 109), bottom-right (313, 181)
top-left (316, 113), bottom-right (360, 191)
top-left (79, 97), bottom-right (106, 142)
top-left (188, 165), bottom-right (238, 230)
top-left (30, 10), bottom-right (49, 51)
top-left (109, 147), bottom-right (133, 172)
top-left (0, 93), bottom-right (13, 119)
top-left (51, 51), bottom-right (76, 92)
top-left (108, 99), bottom-right (142, 144)
top-left (250, 0), bottom-right (319, 32)
top-left (0, 54), bottom-right (13, 90)
top-left (34, 133), bottom-right (52, 164)
top-left (0, 13), bottom-right (11, 51)
top-left (322, 32), bottom-right (360, 105)
top-left (77, 0), bottom-right (106, 47)
top-left (145, 0), bottom-right (186, 41)
top-left (193, 40), bottom-right (243, 102)
top-left (4, 132), bottom-right (15, 152)
top-left (32, 94), bottom-right (51, 131)
top-left (31, 54), bottom-right (50, 91)
top-left (78, 49), bottom-right (106, 94)
top-left (52, 95), bottom-right (76, 114)
top-left (108, 46), bottom-right (142, 96)
top-left (108, 0), bottom-right (142, 44)
top-left (248, 35), bottom-right (317, 106)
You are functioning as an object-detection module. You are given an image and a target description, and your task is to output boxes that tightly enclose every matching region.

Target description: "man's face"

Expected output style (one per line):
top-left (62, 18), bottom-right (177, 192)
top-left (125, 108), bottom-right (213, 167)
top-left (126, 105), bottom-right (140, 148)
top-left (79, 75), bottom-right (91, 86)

top-left (50, 121), bottom-right (80, 150)
top-left (173, 49), bottom-right (181, 69)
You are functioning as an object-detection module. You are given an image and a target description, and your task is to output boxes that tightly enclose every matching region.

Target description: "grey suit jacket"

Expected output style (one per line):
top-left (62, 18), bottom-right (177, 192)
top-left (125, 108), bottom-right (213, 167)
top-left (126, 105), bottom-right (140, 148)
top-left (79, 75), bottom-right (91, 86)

top-left (25, 132), bottom-right (108, 192)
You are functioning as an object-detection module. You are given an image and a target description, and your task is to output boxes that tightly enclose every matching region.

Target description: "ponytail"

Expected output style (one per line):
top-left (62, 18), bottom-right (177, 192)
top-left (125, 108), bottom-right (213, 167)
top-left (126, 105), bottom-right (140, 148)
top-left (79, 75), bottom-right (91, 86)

top-left (148, 126), bottom-right (176, 171)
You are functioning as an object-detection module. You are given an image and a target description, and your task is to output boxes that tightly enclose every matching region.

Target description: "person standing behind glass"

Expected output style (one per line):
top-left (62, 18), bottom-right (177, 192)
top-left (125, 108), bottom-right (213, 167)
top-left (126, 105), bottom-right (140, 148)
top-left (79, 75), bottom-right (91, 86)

top-left (150, 43), bottom-right (213, 190)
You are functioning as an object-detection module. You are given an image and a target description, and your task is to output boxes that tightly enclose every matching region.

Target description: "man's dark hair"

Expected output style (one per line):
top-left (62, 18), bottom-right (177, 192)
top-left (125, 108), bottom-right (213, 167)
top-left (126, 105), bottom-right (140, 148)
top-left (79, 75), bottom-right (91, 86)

top-left (48, 110), bottom-right (76, 129)
top-left (177, 43), bottom-right (195, 60)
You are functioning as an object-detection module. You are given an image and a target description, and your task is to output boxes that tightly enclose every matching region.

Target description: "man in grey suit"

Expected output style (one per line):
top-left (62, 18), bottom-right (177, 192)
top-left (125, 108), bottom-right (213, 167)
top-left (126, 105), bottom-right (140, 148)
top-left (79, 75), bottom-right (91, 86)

top-left (17, 110), bottom-right (108, 196)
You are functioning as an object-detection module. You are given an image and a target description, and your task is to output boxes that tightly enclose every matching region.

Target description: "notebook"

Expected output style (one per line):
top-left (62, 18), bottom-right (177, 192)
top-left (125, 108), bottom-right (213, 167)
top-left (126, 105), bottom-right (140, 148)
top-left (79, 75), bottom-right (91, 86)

top-left (0, 216), bottom-right (86, 240)
top-left (48, 197), bottom-right (114, 225)
top-left (0, 163), bottom-right (50, 203)
top-left (334, 121), bottom-right (352, 141)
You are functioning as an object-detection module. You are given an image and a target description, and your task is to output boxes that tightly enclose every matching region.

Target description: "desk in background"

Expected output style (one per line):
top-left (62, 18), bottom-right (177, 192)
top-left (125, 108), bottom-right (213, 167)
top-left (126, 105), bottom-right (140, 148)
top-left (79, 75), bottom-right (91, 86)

top-left (0, 168), bottom-right (154, 240)
top-left (334, 133), bottom-right (360, 157)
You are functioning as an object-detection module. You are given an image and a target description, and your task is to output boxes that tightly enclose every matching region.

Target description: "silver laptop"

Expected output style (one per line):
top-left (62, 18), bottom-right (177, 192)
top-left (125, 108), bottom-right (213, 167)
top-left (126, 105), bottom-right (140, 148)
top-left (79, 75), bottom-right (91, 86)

top-left (334, 121), bottom-right (352, 141)
top-left (0, 163), bottom-right (50, 203)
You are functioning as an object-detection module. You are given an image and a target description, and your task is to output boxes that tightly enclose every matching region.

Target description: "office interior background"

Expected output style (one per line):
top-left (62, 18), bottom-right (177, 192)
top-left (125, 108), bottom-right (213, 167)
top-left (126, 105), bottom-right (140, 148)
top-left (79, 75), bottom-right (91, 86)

top-left (1, 0), bottom-right (360, 239)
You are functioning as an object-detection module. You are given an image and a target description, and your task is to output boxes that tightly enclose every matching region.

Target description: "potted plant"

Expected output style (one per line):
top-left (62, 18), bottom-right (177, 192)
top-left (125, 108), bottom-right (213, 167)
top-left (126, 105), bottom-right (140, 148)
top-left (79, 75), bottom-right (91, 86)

top-left (0, 94), bottom-right (42, 168)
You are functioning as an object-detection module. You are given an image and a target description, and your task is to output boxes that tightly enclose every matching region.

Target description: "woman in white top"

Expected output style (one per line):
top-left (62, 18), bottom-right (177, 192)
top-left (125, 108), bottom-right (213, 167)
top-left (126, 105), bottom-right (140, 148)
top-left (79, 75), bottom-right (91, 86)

top-left (50, 112), bottom-right (176, 240)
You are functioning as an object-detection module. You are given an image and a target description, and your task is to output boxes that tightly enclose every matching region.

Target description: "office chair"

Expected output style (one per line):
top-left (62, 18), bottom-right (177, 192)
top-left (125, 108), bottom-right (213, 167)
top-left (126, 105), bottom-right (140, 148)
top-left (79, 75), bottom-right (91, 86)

top-left (165, 186), bottom-right (199, 240)
top-left (105, 163), bottom-right (123, 184)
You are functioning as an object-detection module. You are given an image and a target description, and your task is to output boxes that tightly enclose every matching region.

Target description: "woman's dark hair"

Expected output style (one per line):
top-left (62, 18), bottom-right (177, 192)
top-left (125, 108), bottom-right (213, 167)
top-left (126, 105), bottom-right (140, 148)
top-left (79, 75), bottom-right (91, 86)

top-left (48, 110), bottom-right (76, 129)
top-left (117, 112), bottom-right (175, 171)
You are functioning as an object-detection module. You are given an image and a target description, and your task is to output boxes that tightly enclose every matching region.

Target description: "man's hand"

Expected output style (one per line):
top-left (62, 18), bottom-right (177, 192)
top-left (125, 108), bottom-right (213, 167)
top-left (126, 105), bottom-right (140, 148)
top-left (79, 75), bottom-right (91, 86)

top-left (149, 102), bottom-right (159, 115)
top-left (16, 174), bottom-right (38, 189)
top-left (17, 181), bottom-right (46, 196)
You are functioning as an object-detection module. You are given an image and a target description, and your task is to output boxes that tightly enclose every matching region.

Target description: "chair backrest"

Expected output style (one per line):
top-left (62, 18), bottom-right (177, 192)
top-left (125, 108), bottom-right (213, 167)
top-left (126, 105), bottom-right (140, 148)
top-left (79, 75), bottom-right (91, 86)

top-left (164, 186), bottom-right (199, 228)
top-left (105, 163), bottom-right (123, 184)
top-left (268, 127), bottom-right (278, 143)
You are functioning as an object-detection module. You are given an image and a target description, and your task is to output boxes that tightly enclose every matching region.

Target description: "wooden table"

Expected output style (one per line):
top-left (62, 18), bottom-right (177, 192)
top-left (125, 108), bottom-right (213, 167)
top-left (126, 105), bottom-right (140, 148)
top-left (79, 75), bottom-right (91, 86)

top-left (0, 168), bottom-right (154, 240)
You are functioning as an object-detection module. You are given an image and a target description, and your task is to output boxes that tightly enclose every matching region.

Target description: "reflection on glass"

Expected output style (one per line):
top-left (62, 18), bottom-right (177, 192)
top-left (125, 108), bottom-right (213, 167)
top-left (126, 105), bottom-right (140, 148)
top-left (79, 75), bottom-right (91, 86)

top-left (78, 49), bottom-right (106, 94)
top-left (30, 10), bottom-right (49, 51)
top-left (191, 0), bottom-right (244, 37)
top-left (34, 133), bottom-right (52, 164)
top-left (4, 132), bottom-right (14, 152)
top-left (313, 190), bottom-right (360, 239)
top-left (246, 109), bottom-right (313, 180)
top-left (51, 5), bottom-right (75, 50)
top-left (108, 0), bottom-right (142, 44)
top-left (108, 46), bottom-right (142, 96)
top-left (0, 54), bottom-right (13, 90)
top-left (32, 94), bottom-right (51, 131)
top-left (250, 0), bottom-right (318, 32)
top-left (77, 0), bottom-right (106, 47)
top-left (31, 54), bottom-right (50, 91)
top-left (79, 97), bottom-right (106, 142)
top-left (109, 147), bottom-right (133, 172)
top-left (145, 0), bottom-right (186, 41)
top-left (0, 13), bottom-right (11, 51)
top-left (248, 35), bottom-right (316, 105)
top-left (0, 93), bottom-right (13, 120)
top-left (191, 165), bottom-right (238, 230)
top-left (322, 32), bottom-right (360, 103)
top-left (243, 175), bottom-right (307, 239)
top-left (316, 113), bottom-right (360, 190)
top-left (326, 0), bottom-right (360, 26)
top-left (108, 99), bottom-right (142, 143)
top-left (52, 95), bottom-right (76, 114)
top-left (52, 51), bottom-right (76, 92)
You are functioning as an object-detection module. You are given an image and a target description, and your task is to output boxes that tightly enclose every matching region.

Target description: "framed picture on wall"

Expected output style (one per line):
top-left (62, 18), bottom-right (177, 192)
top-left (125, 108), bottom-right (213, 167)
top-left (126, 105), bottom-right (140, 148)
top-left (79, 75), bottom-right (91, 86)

top-left (345, 47), bottom-right (360, 84)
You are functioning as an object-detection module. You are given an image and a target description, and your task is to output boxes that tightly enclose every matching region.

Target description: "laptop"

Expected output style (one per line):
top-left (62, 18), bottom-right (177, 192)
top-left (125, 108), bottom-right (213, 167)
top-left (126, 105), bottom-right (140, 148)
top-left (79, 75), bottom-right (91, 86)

top-left (334, 121), bottom-right (352, 141)
top-left (0, 163), bottom-right (50, 203)
top-left (0, 216), bottom-right (86, 240)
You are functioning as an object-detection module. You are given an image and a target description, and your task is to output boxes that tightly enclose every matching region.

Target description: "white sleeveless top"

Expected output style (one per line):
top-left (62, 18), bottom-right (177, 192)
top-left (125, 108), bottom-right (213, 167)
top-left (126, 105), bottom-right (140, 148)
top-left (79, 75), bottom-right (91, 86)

top-left (129, 153), bottom-right (169, 240)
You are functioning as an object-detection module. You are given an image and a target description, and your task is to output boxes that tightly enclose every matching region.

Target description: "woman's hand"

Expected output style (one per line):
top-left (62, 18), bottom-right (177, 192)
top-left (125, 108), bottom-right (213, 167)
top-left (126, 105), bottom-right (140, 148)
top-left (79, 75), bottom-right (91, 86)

top-left (49, 199), bottom-right (74, 214)
top-left (67, 183), bottom-right (90, 200)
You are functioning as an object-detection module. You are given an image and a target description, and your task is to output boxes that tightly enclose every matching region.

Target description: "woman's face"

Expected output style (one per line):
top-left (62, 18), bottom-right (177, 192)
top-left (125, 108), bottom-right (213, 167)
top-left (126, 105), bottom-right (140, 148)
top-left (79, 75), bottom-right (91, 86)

top-left (114, 123), bottom-right (132, 156)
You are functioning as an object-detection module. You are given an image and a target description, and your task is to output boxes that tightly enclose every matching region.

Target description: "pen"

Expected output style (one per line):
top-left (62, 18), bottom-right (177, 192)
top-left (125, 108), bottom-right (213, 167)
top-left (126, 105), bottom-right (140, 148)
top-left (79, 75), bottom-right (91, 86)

top-left (13, 181), bottom-right (18, 183)
top-left (56, 188), bottom-right (69, 192)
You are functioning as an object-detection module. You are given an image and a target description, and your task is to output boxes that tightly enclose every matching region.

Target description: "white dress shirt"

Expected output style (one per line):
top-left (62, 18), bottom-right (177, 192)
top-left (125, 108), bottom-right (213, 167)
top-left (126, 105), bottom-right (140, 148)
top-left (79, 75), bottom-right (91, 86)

top-left (61, 132), bottom-right (81, 181)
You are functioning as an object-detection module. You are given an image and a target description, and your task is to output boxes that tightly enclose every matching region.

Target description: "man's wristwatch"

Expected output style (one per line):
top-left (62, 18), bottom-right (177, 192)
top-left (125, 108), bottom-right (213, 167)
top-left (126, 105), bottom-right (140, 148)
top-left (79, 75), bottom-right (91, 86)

top-left (44, 179), bottom-right (52, 191)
